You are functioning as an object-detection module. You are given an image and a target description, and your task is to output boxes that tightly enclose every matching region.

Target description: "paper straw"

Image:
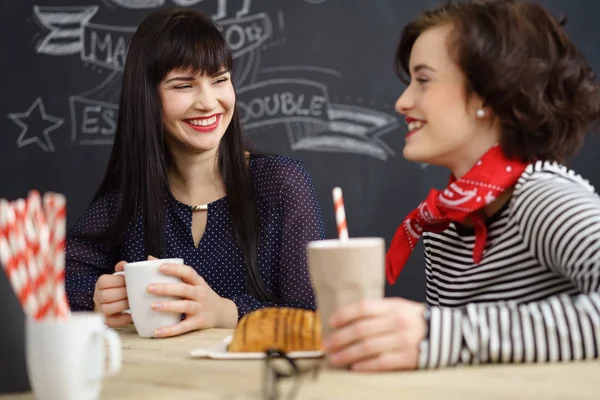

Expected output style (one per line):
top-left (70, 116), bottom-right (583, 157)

top-left (0, 200), bottom-right (38, 316)
top-left (53, 193), bottom-right (69, 318)
top-left (17, 197), bottom-right (49, 318)
top-left (24, 192), bottom-right (47, 309)
top-left (26, 191), bottom-right (58, 319)
top-left (28, 191), bottom-right (48, 289)
top-left (0, 234), bottom-right (29, 310)
top-left (332, 187), bottom-right (349, 240)
top-left (0, 192), bottom-right (70, 320)
top-left (43, 192), bottom-right (69, 318)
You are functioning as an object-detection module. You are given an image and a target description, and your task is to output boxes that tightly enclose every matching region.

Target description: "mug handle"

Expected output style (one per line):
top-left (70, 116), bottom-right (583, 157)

top-left (102, 327), bottom-right (122, 377)
top-left (112, 271), bottom-right (131, 314)
top-left (88, 326), bottom-right (122, 382)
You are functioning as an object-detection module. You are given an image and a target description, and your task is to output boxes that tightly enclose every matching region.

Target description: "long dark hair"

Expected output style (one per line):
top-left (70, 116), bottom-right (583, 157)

top-left (87, 8), bottom-right (277, 303)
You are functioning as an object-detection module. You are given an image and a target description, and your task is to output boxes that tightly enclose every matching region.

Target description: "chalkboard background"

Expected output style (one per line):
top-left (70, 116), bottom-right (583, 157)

top-left (1, 0), bottom-right (599, 304)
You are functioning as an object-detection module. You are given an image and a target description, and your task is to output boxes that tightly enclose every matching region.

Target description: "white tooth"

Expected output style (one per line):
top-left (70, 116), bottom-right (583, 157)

top-left (189, 116), bottom-right (218, 126)
top-left (407, 121), bottom-right (424, 130)
top-left (189, 116), bottom-right (217, 126)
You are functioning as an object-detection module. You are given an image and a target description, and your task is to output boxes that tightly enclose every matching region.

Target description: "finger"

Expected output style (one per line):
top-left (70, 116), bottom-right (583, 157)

top-left (329, 299), bottom-right (391, 329)
top-left (351, 350), bottom-right (418, 372)
top-left (148, 255), bottom-right (158, 260)
top-left (153, 317), bottom-right (199, 338)
top-left (96, 274), bottom-right (126, 290)
top-left (94, 287), bottom-right (127, 304)
top-left (324, 316), bottom-right (394, 352)
top-left (158, 264), bottom-right (204, 285)
top-left (152, 299), bottom-right (200, 315)
top-left (114, 260), bottom-right (127, 272)
top-left (147, 282), bottom-right (199, 300)
top-left (105, 312), bottom-right (133, 328)
top-left (327, 333), bottom-right (399, 367)
top-left (99, 299), bottom-right (130, 316)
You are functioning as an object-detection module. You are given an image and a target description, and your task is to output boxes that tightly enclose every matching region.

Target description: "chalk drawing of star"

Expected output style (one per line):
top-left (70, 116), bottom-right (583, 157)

top-left (7, 97), bottom-right (64, 152)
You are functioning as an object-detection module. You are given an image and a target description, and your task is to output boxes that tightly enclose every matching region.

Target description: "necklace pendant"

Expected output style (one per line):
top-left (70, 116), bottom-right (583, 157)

top-left (191, 204), bottom-right (208, 212)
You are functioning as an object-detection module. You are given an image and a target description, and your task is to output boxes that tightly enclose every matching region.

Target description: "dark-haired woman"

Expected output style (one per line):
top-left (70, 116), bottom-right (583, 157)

top-left (65, 8), bottom-right (325, 337)
top-left (323, 0), bottom-right (600, 371)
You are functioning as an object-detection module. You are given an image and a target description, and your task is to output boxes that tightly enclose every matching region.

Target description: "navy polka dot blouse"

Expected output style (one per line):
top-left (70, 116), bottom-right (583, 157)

top-left (65, 154), bottom-right (326, 318)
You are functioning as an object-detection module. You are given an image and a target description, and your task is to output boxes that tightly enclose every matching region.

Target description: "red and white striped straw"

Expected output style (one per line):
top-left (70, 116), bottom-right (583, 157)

top-left (26, 191), bottom-right (54, 319)
top-left (0, 192), bottom-right (71, 320)
top-left (332, 187), bottom-right (349, 240)
top-left (0, 199), bottom-right (38, 316)
top-left (49, 193), bottom-right (68, 318)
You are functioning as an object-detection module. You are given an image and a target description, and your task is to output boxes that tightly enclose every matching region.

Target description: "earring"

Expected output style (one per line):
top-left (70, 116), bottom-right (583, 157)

top-left (476, 109), bottom-right (485, 118)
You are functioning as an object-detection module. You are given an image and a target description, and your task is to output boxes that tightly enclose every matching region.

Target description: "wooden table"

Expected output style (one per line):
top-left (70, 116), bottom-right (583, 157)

top-left (3, 326), bottom-right (599, 399)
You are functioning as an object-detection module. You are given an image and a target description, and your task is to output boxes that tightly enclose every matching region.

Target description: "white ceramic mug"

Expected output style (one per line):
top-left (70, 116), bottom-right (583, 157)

top-left (26, 312), bottom-right (121, 400)
top-left (114, 258), bottom-right (184, 338)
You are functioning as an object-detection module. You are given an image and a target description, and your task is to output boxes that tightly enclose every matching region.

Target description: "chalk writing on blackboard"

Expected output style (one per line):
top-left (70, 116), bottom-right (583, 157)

top-left (33, 6), bottom-right (270, 70)
top-left (27, 1), bottom-right (398, 161)
top-left (69, 71), bottom-right (120, 145)
top-left (109, 0), bottom-right (252, 19)
top-left (59, 7), bottom-right (272, 145)
top-left (237, 78), bottom-right (397, 160)
top-left (109, 0), bottom-right (163, 8)
top-left (7, 98), bottom-right (64, 152)
top-left (260, 65), bottom-right (341, 78)
top-left (33, 6), bottom-right (99, 55)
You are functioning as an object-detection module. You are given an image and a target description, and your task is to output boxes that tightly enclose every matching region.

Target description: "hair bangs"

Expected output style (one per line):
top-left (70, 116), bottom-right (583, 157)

top-left (149, 12), bottom-right (232, 83)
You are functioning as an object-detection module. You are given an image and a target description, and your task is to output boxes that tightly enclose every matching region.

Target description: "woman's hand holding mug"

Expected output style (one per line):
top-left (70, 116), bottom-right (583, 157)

top-left (93, 260), bottom-right (132, 327)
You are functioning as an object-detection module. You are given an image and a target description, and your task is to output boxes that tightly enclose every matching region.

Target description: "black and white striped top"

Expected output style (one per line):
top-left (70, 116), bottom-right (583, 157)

top-left (418, 161), bottom-right (600, 368)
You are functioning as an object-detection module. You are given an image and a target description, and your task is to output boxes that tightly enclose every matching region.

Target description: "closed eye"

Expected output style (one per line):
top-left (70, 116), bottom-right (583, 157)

top-left (174, 84), bottom-right (192, 89)
top-left (213, 77), bottom-right (229, 85)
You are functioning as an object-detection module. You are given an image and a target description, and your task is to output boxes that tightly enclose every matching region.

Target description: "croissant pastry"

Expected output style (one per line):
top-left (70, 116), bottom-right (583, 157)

top-left (228, 307), bottom-right (322, 353)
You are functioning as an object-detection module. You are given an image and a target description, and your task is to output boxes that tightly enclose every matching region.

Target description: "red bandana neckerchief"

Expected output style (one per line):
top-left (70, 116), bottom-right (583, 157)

top-left (385, 145), bottom-right (528, 284)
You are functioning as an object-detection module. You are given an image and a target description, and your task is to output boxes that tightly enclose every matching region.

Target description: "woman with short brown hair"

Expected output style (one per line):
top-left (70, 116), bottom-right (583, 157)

top-left (323, 0), bottom-right (600, 372)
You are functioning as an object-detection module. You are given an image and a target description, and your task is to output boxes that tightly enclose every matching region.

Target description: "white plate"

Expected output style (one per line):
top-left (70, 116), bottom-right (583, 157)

top-left (189, 336), bottom-right (324, 359)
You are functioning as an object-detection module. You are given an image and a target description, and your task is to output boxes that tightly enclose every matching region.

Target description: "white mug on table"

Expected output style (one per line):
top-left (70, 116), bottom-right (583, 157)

top-left (26, 312), bottom-right (121, 400)
top-left (114, 258), bottom-right (184, 338)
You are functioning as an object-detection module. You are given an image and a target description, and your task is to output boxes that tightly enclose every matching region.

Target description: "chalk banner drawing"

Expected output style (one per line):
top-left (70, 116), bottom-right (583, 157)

top-left (237, 78), bottom-right (397, 160)
top-left (15, 0), bottom-right (398, 160)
